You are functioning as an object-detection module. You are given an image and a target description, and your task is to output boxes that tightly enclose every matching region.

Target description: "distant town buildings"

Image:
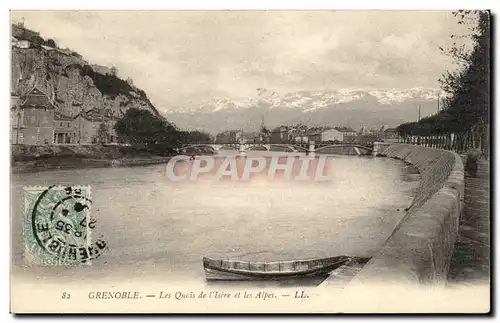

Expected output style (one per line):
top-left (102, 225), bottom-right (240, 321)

top-left (308, 128), bottom-right (344, 143)
top-left (382, 128), bottom-right (399, 140)
top-left (215, 130), bottom-right (242, 144)
top-left (334, 126), bottom-right (357, 137)
top-left (270, 126), bottom-right (293, 144)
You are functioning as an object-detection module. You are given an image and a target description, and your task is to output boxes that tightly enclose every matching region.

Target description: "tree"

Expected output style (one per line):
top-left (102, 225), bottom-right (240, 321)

top-left (114, 108), bottom-right (179, 146)
top-left (396, 11), bottom-right (490, 156)
top-left (110, 66), bottom-right (118, 76)
top-left (96, 123), bottom-right (109, 145)
top-left (438, 10), bottom-right (490, 155)
top-left (183, 130), bottom-right (212, 143)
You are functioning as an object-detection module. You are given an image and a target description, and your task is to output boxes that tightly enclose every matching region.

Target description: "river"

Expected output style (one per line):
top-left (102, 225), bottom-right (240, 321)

top-left (11, 152), bottom-right (420, 288)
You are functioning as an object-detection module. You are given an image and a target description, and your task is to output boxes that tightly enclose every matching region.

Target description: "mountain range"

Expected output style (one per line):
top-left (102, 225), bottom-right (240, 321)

top-left (164, 87), bottom-right (444, 134)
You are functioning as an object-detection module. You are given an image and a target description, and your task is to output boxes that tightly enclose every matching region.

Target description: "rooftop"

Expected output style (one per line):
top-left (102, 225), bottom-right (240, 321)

top-left (74, 109), bottom-right (117, 122)
top-left (334, 126), bottom-right (356, 132)
top-left (19, 87), bottom-right (55, 109)
top-left (54, 111), bottom-right (73, 120)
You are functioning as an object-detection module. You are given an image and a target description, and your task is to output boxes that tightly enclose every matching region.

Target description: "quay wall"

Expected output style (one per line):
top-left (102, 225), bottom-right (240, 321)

top-left (340, 143), bottom-right (464, 287)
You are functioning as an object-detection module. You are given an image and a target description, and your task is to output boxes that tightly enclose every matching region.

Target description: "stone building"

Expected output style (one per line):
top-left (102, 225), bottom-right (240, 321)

top-left (11, 22), bottom-right (40, 42)
top-left (11, 87), bottom-right (55, 145)
top-left (53, 112), bottom-right (76, 144)
top-left (308, 128), bottom-right (344, 143)
top-left (334, 126), bottom-right (357, 137)
top-left (11, 36), bottom-right (29, 49)
top-left (73, 109), bottom-right (118, 144)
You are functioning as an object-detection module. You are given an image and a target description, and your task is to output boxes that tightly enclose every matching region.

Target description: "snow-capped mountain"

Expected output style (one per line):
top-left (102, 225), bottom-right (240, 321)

top-left (164, 87), bottom-right (443, 134)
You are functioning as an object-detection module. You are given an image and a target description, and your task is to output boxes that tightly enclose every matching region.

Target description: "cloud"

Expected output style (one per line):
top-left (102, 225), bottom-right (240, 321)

top-left (11, 10), bottom-right (469, 113)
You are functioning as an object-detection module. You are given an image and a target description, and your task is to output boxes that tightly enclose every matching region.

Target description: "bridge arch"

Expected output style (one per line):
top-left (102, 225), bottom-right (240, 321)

top-left (246, 145), bottom-right (269, 151)
top-left (314, 144), bottom-right (373, 156)
top-left (180, 144), bottom-right (218, 154)
top-left (243, 143), bottom-right (308, 152)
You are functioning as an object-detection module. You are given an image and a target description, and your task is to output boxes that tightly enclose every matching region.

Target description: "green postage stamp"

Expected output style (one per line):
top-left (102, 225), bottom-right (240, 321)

top-left (23, 185), bottom-right (107, 266)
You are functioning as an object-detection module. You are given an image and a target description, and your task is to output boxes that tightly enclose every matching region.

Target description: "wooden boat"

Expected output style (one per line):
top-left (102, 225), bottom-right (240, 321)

top-left (203, 256), bottom-right (355, 281)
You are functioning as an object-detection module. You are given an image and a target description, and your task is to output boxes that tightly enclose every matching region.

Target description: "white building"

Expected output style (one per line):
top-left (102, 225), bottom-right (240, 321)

top-left (321, 129), bottom-right (344, 142)
top-left (91, 64), bottom-right (111, 75)
top-left (294, 136), bottom-right (309, 143)
top-left (11, 36), bottom-right (29, 49)
top-left (309, 129), bottom-right (344, 143)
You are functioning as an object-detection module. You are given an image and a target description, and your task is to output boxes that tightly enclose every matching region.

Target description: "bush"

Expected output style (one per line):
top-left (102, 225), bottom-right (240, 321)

top-left (45, 38), bottom-right (57, 48)
top-left (79, 64), bottom-right (134, 99)
top-left (70, 51), bottom-right (82, 59)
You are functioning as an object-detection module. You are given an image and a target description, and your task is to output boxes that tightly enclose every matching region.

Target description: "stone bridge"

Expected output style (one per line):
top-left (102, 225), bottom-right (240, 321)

top-left (180, 142), bottom-right (374, 156)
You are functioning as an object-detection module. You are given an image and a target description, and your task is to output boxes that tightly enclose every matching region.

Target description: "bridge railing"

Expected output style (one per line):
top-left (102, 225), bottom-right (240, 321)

top-left (399, 130), bottom-right (478, 155)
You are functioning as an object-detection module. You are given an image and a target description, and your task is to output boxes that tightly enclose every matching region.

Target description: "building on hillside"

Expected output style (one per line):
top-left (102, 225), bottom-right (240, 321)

top-left (11, 36), bottom-right (29, 49)
top-left (11, 87), bottom-right (56, 145)
top-left (308, 128), bottom-right (344, 143)
top-left (53, 112), bottom-right (76, 144)
top-left (73, 109), bottom-right (118, 144)
top-left (12, 22), bottom-right (40, 41)
top-left (91, 64), bottom-right (112, 75)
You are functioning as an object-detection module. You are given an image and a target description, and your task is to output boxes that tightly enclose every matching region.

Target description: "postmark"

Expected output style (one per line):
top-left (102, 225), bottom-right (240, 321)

top-left (23, 185), bottom-right (107, 266)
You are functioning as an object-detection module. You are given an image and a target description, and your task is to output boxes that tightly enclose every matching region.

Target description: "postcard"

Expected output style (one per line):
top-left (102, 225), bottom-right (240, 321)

top-left (9, 10), bottom-right (490, 314)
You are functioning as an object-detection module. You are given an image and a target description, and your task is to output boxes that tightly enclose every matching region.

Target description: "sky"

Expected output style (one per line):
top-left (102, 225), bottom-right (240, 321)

top-left (10, 11), bottom-right (470, 113)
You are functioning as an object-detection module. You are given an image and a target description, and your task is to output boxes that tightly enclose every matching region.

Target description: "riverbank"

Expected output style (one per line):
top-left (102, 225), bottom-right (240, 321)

top-left (11, 144), bottom-right (173, 173)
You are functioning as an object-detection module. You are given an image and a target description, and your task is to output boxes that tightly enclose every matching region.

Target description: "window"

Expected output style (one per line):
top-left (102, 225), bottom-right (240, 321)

top-left (60, 122), bottom-right (63, 127)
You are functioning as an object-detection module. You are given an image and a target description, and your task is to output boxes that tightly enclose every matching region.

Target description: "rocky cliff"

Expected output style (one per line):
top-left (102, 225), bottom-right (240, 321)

top-left (11, 40), bottom-right (160, 119)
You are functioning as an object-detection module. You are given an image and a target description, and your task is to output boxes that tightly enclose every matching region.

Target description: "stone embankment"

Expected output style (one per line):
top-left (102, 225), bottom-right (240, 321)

top-left (333, 143), bottom-right (465, 287)
top-left (11, 144), bottom-right (171, 173)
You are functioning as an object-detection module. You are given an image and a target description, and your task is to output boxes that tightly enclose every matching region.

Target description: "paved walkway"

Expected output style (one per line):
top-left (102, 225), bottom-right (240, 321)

top-left (448, 159), bottom-right (490, 285)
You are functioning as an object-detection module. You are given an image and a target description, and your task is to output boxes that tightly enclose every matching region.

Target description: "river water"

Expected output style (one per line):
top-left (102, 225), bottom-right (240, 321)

top-left (11, 152), bottom-right (420, 287)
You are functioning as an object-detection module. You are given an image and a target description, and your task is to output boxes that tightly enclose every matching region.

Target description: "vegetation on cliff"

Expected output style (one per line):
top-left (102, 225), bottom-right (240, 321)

top-left (115, 108), bottom-right (178, 146)
top-left (11, 24), bottom-right (161, 119)
top-left (12, 23), bottom-right (212, 157)
top-left (114, 108), bottom-right (212, 149)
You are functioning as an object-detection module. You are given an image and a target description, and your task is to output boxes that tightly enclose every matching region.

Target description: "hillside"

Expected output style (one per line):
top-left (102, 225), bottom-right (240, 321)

top-left (11, 25), bottom-right (160, 119)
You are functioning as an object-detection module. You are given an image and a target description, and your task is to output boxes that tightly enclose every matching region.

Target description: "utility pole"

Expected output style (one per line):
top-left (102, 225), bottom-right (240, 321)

top-left (16, 110), bottom-right (21, 144)
top-left (437, 93), bottom-right (440, 114)
top-left (418, 104), bottom-right (421, 122)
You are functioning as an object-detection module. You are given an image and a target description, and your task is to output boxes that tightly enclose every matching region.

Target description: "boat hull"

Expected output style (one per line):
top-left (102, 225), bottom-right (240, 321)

top-left (203, 256), bottom-right (355, 281)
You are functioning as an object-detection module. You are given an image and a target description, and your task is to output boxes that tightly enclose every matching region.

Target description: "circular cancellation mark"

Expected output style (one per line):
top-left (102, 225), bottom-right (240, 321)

top-left (25, 185), bottom-right (107, 266)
